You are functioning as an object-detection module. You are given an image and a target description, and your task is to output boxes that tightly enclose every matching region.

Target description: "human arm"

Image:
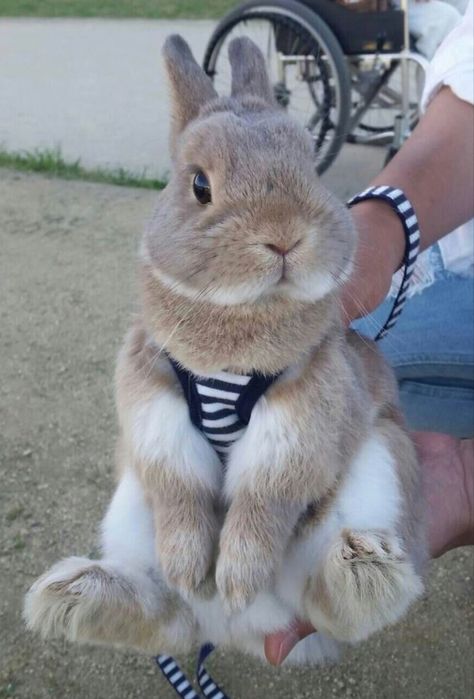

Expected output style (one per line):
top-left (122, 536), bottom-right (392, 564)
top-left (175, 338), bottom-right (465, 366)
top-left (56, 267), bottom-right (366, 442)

top-left (342, 86), bottom-right (474, 323)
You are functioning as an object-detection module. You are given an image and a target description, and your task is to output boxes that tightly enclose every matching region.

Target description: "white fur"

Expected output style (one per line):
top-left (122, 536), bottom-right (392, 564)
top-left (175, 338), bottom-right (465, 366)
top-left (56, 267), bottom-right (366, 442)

top-left (152, 266), bottom-right (274, 305)
top-left (151, 262), bottom-right (340, 306)
top-left (101, 469), bottom-right (156, 567)
top-left (278, 432), bottom-right (404, 595)
top-left (276, 431), bottom-right (422, 642)
top-left (25, 429), bottom-right (421, 662)
top-left (131, 390), bottom-right (222, 492)
top-left (335, 432), bottom-right (402, 531)
top-left (280, 268), bottom-right (336, 302)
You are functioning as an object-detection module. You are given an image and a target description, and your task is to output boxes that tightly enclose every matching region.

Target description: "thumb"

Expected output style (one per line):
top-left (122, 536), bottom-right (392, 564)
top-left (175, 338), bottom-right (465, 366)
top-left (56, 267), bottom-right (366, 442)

top-left (264, 620), bottom-right (316, 665)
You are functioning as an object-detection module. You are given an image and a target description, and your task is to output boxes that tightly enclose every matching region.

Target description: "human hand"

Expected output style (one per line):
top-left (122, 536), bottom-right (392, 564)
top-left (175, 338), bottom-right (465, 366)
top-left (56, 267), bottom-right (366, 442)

top-left (414, 432), bottom-right (474, 557)
top-left (264, 432), bottom-right (474, 665)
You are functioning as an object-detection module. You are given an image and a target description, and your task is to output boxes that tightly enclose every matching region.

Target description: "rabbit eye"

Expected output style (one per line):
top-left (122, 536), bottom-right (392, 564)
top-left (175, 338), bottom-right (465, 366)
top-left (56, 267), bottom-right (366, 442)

top-left (193, 170), bottom-right (211, 205)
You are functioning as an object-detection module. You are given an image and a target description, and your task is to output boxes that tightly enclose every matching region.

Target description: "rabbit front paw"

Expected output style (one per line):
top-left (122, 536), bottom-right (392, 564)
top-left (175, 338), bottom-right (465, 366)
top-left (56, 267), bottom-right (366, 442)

top-left (306, 529), bottom-right (423, 641)
top-left (158, 518), bottom-right (217, 597)
top-left (216, 529), bottom-right (276, 612)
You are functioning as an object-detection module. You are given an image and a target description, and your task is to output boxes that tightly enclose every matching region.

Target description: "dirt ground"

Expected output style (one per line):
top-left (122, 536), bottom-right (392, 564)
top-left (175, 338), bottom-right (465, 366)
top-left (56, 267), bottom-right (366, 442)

top-left (1, 167), bottom-right (473, 699)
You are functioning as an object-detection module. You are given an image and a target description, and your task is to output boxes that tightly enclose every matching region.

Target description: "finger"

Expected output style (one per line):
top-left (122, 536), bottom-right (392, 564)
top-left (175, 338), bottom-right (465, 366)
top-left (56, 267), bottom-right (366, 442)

top-left (264, 621), bottom-right (316, 665)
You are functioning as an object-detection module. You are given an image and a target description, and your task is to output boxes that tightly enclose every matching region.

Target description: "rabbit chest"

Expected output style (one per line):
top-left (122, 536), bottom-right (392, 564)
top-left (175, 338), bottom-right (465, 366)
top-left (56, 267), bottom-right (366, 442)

top-left (168, 356), bottom-right (281, 462)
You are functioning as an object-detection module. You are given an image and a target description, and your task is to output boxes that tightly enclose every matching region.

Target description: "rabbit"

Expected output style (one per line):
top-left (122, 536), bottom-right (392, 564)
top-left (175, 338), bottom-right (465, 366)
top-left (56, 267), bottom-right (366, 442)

top-left (24, 35), bottom-right (426, 666)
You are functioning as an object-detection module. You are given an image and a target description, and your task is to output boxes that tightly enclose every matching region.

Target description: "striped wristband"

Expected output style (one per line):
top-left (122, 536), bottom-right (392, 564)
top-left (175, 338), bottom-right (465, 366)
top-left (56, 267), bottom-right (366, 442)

top-left (347, 185), bottom-right (421, 341)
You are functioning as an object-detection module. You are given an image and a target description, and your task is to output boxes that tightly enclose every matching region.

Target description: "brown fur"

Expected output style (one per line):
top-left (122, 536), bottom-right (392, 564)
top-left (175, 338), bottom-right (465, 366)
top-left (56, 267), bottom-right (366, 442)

top-left (141, 267), bottom-right (340, 375)
top-left (295, 486), bottom-right (341, 538)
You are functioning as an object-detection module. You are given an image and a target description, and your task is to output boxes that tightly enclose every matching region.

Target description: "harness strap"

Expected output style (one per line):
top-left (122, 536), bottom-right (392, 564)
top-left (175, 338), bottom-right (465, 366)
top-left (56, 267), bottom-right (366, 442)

top-left (235, 372), bottom-right (281, 424)
top-left (167, 355), bottom-right (202, 427)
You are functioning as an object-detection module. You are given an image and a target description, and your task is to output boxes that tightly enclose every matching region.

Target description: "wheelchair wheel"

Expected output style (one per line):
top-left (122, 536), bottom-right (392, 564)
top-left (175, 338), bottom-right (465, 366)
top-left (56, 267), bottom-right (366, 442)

top-left (204, 0), bottom-right (351, 175)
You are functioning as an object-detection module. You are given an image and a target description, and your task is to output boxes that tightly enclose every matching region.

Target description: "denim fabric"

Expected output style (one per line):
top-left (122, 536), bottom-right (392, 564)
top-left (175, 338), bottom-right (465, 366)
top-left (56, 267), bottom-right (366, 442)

top-left (353, 256), bottom-right (474, 437)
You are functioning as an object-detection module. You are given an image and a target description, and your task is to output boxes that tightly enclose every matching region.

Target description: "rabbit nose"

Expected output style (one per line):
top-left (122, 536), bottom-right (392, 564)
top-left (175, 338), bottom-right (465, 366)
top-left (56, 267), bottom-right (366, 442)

top-left (265, 240), bottom-right (301, 257)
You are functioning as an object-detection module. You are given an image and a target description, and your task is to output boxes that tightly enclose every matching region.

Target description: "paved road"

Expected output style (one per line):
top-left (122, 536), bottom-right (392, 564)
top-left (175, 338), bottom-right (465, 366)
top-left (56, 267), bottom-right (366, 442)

top-left (0, 18), bottom-right (218, 178)
top-left (1, 168), bottom-right (473, 699)
top-left (0, 18), bottom-right (387, 188)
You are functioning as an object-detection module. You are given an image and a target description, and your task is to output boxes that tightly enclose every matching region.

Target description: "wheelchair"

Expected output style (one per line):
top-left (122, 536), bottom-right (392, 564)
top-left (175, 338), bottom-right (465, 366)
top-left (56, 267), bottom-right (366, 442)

top-left (203, 0), bottom-right (428, 173)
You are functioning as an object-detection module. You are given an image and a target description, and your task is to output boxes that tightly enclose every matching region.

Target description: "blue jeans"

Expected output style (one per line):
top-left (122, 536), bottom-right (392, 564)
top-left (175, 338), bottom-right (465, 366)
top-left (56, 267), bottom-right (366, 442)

top-left (353, 250), bottom-right (474, 438)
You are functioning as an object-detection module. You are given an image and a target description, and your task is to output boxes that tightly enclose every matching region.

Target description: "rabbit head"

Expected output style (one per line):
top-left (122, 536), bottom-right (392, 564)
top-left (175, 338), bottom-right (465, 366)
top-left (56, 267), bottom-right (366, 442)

top-left (141, 35), bottom-right (356, 374)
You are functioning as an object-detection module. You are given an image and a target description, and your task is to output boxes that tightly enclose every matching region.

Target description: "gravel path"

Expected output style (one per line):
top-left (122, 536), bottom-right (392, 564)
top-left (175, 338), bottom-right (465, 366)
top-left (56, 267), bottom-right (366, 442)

top-left (1, 168), bottom-right (473, 699)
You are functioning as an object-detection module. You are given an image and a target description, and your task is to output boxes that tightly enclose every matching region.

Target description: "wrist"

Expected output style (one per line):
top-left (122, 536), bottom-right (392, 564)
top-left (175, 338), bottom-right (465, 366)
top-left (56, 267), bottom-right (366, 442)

top-left (352, 199), bottom-right (406, 276)
top-left (342, 200), bottom-right (406, 323)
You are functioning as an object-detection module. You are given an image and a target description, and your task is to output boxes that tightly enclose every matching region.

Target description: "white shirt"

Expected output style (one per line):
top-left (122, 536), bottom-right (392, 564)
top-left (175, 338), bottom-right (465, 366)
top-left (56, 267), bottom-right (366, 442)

top-left (421, 0), bottom-right (474, 276)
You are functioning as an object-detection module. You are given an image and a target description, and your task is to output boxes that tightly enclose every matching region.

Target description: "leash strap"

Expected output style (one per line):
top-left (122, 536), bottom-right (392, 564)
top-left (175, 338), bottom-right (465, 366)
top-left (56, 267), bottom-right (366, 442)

top-left (196, 643), bottom-right (229, 698)
top-left (156, 644), bottom-right (230, 699)
top-left (347, 185), bottom-right (421, 341)
top-left (156, 654), bottom-right (199, 699)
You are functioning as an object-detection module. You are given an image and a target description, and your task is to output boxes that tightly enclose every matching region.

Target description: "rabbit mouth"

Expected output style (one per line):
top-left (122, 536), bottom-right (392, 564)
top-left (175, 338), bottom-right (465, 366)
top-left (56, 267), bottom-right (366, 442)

top-left (274, 267), bottom-right (338, 303)
top-left (273, 258), bottom-right (302, 289)
top-left (149, 256), bottom-right (337, 306)
top-left (277, 259), bottom-right (288, 283)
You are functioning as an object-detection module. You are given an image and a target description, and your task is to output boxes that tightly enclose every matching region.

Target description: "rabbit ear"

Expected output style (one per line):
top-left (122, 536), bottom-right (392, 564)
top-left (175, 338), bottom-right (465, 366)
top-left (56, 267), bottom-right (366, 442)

top-left (228, 37), bottom-right (274, 103)
top-left (162, 35), bottom-right (217, 149)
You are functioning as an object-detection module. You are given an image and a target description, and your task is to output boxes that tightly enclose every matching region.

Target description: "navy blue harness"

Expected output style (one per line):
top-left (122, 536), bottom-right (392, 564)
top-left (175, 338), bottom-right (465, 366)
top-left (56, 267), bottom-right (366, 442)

top-left (168, 355), bottom-right (281, 434)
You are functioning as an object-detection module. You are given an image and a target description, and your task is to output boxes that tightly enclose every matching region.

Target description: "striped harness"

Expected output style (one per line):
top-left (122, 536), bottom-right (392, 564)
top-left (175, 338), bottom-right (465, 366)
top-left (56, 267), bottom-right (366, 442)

top-left (168, 356), bottom-right (281, 462)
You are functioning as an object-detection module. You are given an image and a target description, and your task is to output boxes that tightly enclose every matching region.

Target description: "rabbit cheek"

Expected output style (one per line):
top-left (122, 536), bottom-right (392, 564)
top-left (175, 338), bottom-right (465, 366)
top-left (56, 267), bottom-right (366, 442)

top-left (283, 268), bottom-right (337, 303)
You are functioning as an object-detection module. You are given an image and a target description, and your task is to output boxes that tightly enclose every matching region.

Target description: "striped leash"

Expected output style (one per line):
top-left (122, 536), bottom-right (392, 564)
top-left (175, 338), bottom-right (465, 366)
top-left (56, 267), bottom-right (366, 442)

top-left (156, 644), bottom-right (230, 699)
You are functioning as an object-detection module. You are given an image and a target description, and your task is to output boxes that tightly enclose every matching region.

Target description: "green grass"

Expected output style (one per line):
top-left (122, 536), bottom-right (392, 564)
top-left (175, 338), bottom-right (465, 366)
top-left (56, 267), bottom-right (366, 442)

top-left (0, 0), bottom-right (237, 19)
top-left (0, 147), bottom-right (166, 190)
